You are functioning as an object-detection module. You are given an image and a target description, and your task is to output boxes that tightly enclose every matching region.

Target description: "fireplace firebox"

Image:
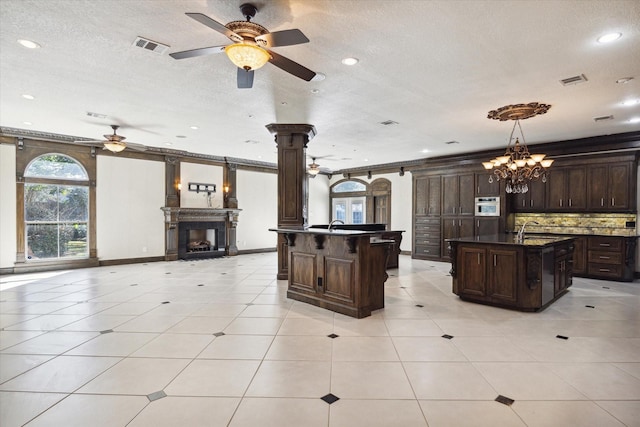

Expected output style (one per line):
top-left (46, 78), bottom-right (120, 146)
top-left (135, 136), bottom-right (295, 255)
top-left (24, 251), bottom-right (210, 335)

top-left (178, 221), bottom-right (225, 260)
top-left (161, 208), bottom-right (241, 261)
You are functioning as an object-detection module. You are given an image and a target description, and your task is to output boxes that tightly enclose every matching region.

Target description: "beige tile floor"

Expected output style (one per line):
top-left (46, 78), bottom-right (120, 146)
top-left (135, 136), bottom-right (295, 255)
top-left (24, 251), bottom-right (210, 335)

top-left (1, 253), bottom-right (639, 427)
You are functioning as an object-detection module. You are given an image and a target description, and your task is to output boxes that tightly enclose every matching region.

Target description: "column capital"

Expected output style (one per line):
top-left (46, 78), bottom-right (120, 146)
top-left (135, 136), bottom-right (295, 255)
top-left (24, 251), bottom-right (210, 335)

top-left (265, 123), bottom-right (317, 140)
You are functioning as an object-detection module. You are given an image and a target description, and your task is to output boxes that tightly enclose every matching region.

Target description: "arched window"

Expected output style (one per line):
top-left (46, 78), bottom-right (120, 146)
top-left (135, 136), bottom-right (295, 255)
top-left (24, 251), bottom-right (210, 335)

top-left (330, 178), bottom-right (392, 227)
top-left (23, 154), bottom-right (90, 260)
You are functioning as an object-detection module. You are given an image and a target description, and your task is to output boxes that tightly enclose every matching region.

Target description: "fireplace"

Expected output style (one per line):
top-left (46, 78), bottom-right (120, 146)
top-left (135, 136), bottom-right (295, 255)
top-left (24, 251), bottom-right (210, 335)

top-left (161, 207), bottom-right (241, 261)
top-left (178, 221), bottom-right (225, 259)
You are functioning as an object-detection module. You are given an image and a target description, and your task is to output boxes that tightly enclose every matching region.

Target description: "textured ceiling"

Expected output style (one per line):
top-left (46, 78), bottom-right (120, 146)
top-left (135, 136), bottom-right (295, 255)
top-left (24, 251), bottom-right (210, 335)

top-left (1, 0), bottom-right (639, 172)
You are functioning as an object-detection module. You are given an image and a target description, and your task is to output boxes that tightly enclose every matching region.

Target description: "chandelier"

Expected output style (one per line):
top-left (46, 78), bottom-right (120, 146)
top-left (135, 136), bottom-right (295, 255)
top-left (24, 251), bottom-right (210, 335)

top-left (483, 103), bottom-right (553, 194)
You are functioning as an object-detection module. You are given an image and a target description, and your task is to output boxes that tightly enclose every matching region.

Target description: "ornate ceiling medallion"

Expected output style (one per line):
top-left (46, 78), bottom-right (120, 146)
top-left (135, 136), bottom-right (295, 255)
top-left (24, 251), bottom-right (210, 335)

top-left (487, 102), bottom-right (551, 121)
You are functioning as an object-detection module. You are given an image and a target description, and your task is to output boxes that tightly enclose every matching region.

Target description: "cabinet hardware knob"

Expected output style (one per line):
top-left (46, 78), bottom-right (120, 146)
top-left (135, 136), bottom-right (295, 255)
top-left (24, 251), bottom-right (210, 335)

top-left (599, 268), bottom-right (610, 272)
top-left (600, 243), bottom-right (611, 247)
top-left (612, 197), bottom-right (615, 206)
top-left (569, 198), bottom-right (572, 207)
top-left (599, 256), bottom-right (610, 259)
top-left (601, 198), bottom-right (604, 207)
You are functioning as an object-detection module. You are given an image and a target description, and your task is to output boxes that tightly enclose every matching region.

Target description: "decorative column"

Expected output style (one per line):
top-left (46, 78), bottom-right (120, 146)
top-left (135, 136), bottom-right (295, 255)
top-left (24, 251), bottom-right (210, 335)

top-left (164, 156), bottom-right (180, 261)
top-left (266, 123), bottom-right (317, 280)
top-left (223, 160), bottom-right (238, 209)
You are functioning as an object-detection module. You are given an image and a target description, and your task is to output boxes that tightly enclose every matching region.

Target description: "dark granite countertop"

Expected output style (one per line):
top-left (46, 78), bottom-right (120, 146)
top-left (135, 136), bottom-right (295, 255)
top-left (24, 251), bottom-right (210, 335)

top-left (446, 234), bottom-right (575, 247)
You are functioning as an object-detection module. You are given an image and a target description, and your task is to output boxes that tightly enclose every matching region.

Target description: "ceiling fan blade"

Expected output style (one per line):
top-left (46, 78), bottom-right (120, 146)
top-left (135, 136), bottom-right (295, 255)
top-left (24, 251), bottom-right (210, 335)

top-left (170, 45), bottom-right (227, 60)
top-left (255, 29), bottom-right (309, 47)
top-left (185, 12), bottom-right (243, 42)
top-left (237, 68), bottom-right (254, 89)
top-left (268, 50), bottom-right (316, 81)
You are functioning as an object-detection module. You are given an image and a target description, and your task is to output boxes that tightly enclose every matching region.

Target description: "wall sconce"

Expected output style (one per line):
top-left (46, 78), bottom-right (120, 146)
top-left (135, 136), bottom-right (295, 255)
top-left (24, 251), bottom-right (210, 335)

top-left (367, 171), bottom-right (372, 179)
top-left (177, 182), bottom-right (182, 191)
top-left (188, 182), bottom-right (216, 195)
top-left (399, 167), bottom-right (405, 176)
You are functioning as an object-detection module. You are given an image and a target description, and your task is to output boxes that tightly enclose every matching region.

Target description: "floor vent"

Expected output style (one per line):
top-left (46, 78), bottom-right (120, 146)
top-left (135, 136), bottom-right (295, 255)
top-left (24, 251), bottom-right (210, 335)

top-left (593, 115), bottom-right (614, 122)
top-left (133, 36), bottom-right (169, 55)
top-left (560, 74), bottom-right (588, 86)
top-left (380, 120), bottom-right (399, 126)
top-left (444, 140), bottom-right (460, 145)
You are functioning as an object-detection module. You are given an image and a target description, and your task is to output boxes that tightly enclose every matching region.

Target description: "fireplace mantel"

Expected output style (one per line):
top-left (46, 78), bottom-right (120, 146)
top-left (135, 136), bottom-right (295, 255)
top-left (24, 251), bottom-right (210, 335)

top-left (161, 207), bottom-right (241, 261)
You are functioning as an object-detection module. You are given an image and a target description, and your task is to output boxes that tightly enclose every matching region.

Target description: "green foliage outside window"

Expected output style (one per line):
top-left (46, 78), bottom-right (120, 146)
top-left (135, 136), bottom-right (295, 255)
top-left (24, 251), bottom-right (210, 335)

top-left (24, 154), bottom-right (89, 260)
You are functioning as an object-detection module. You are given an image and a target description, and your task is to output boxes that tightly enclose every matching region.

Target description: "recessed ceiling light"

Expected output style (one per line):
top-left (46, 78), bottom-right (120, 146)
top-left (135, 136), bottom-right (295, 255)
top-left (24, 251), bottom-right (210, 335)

top-left (190, 126), bottom-right (199, 130)
top-left (630, 117), bottom-right (640, 124)
top-left (341, 57), bottom-right (359, 65)
top-left (165, 142), bottom-right (173, 146)
top-left (23, 121), bottom-right (33, 125)
top-left (597, 32), bottom-right (622, 43)
top-left (310, 89), bottom-right (320, 94)
top-left (21, 94), bottom-right (35, 100)
top-left (363, 158), bottom-right (369, 162)
top-left (421, 149), bottom-right (430, 153)
top-left (17, 39), bottom-right (40, 49)
top-left (176, 135), bottom-right (186, 138)
top-left (622, 99), bottom-right (639, 106)
top-left (311, 72), bottom-right (326, 81)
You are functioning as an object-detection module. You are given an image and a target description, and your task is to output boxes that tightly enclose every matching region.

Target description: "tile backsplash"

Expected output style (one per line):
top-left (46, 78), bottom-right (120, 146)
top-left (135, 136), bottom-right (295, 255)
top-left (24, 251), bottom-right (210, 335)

top-left (513, 213), bottom-right (637, 237)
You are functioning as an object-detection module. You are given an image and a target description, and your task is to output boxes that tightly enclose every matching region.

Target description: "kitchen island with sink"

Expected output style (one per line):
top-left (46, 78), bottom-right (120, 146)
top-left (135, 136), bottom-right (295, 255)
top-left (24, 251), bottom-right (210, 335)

top-left (447, 234), bottom-right (576, 311)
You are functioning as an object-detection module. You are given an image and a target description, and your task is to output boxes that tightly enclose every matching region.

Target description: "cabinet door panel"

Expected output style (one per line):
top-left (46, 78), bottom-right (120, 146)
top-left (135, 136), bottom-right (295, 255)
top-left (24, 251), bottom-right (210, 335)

top-left (442, 175), bottom-right (458, 215)
top-left (459, 247), bottom-right (486, 296)
top-left (547, 169), bottom-right (566, 209)
top-left (414, 177), bottom-right (428, 215)
top-left (609, 163), bottom-right (630, 209)
top-left (427, 176), bottom-right (442, 215)
top-left (488, 249), bottom-right (518, 303)
top-left (459, 174), bottom-right (475, 215)
top-left (323, 257), bottom-right (355, 303)
top-left (459, 218), bottom-right (475, 238)
top-left (476, 172), bottom-right (500, 196)
top-left (571, 237), bottom-right (587, 275)
top-left (567, 168), bottom-right (586, 209)
top-left (476, 218), bottom-right (499, 236)
top-left (588, 165), bottom-right (608, 209)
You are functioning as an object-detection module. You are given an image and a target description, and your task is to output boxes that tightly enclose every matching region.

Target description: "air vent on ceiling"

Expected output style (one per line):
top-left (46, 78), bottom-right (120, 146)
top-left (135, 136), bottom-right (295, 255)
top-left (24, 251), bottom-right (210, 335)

top-left (560, 74), bottom-right (588, 86)
top-left (593, 115), bottom-right (614, 122)
top-left (380, 120), bottom-right (399, 126)
top-left (86, 111), bottom-right (107, 119)
top-left (132, 37), bottom-right (169, 55)
top-left (444, 140), bottom-right (460, 145)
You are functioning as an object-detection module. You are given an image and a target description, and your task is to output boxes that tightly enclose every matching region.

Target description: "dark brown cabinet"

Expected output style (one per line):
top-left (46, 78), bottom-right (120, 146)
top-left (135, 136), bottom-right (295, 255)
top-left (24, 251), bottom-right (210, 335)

top-left (554, 244), bottom-right (573, 295)
top-left (414, 175), bottom-right (441, 216)
top-left (586, 236), bottom-right (635, 281)
top-left (476, 217), bottom-right (500, 236)
top-left (443, 173), bottom-right (475, 216)
top-left (514, 178), bottom-right (547, 211)
top-left (476, 172), bottom-right (500, 196)
top-left (442, 217), bottom-right (474, 260)
top-left (487, 248), bottom-right (518, 303)
top-left (587, 162), bottom-right (633, 211)
top-left (571, 236), bottom-right (587, 276)
top-left (414, 217), bottom-right (441, 259)
top-left (457, 246), bottom-right (518, 303)
top-left (547, 166), bottom-right (587, 210)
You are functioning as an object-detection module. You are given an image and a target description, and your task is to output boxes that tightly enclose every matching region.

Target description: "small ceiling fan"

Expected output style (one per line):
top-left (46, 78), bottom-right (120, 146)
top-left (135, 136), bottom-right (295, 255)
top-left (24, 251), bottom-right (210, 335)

top-left (170, 3), bottom-right (316, 88)
top-left (308, 157), bottom-right (321, 177)
top-left (74, 125), bottom-right (147, 153)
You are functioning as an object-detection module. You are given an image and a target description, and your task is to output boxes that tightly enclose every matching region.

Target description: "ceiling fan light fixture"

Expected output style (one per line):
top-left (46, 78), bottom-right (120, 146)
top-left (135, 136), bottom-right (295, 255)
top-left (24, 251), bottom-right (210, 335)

top-left (225, 43), bottom-right (270, 71)
top-left (103, 142), bottom-right (126, 153)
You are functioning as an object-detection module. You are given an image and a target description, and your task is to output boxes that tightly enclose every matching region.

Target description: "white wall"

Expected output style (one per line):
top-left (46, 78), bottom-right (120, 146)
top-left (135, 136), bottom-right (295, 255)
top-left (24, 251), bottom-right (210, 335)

top-left (329, 172), bottom-right (413, 252)
top-left (308, 174), bottom-right (331, 226)
top-left (0, 145), bottom-right (17, 268)
top-left (235, 169), bottom-right (277, 250)
top-left (180, 162), bottom-right (224, 208)
top-left (96, 156), bottom-right (165, 260)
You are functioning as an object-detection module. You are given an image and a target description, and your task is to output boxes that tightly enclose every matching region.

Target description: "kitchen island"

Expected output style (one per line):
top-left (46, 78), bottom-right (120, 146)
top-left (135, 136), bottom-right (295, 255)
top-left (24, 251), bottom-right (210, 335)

top-left (447, 234), bottom-right (575, 311)
top-left (270, 227), bottom-right (394, 318)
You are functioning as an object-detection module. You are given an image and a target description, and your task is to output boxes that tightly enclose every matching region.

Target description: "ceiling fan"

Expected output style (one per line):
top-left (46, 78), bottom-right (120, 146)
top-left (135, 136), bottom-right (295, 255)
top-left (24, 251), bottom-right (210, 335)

top-left (74, 125), bottom-right (147, 153)
top-left (170, 3), bottom-right (316, 88)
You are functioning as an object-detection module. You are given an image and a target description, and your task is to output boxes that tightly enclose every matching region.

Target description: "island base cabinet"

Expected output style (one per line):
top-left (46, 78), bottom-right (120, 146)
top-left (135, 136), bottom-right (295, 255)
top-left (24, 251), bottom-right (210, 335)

top-left (449, 238), bottom-right (575, 312)
top-left (283, 232), bottom-right (390, 318)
